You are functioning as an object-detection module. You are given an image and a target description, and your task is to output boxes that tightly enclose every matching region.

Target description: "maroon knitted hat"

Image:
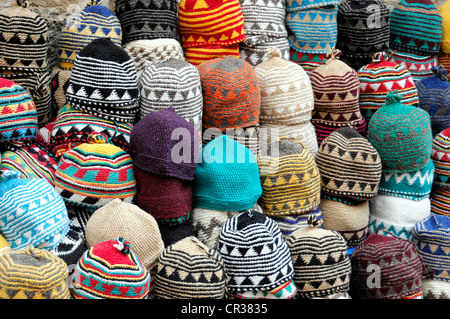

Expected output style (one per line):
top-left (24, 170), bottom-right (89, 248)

top-left (129, 107), bottom-right (198, 181)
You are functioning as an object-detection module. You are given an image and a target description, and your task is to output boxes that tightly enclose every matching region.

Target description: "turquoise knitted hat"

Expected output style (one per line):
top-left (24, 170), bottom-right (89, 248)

top-left (193, 135), bottom-right (262, 212)
top-left (367, 90), bottom-right (433, 173)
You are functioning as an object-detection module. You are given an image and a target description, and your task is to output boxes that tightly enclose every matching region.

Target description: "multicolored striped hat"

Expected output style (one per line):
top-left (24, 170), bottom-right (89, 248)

top-left (431, 185), bottom-right (450, 216)
top-left (0, 78), bottom-right (38, 143)
top-left (431, 127), bottom-right (450, 188)
top-left (71, 237), bottom-right (151, 299)
top-left (184, 43), bottom-right (241, 67)
top-left (388, 49), bottom-right (438, 83)
top-left (240, 37), bottom-right (290, 67)
top-left (54, 135), bottom-right (136, 212)
top-left (314, 115), bottom-right (367, 146)
top-left (289, 50), bottom-right (327, 73)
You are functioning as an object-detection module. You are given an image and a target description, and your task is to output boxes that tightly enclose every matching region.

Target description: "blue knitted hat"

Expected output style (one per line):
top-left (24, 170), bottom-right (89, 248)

top-left (193, 135), bottom-right (262, 212)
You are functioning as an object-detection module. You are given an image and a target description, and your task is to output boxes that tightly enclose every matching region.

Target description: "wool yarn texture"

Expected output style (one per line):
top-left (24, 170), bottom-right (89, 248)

top-left (314, 116), bottom-right (367, 146)
top-left (431, 185), bottom-right (450, 216)
top-left (270, 207), bottom-right (323, 239)
top-left (0, 233), bottom-right (10, 255)
top-left (286, 216), bottom-right (352, 299)
top-left (217, 210), bottom-right (294, 293)
top-left (240, 37), bottom-right (290, 67)
top-left (358, 51), bottom-right (419, 123)
top-left (71, 237), bottom-right (150, 299)
top-left (183, 44), bottom-right (241, 67)
top-left (65, 37), bottom-right (139, 124)
top-left (258, 137), bottom-right (321, 216)
top-left (367, 90), bottom-right (433, 173)
top-left (50, 67), bottom-right (72, 112)
top-left (0, 246), bottom-right (70, 299)
top-left (289, 50), bottom-right (327, 74)
top-left (432, 127), bottom-right (450, 188)
top-left (388, 49), bottom-right (439, 83)
top-left (231, 279), bottom-right (297, 299)
top-left (350, 232), bottom-right (433, 299)
top-left (438, 52), bottom-right (450, 80)
top-left (368, 194), bottom-right (431, 240)
top-left (439, 0), bottom-right (450, 54)
top-left (158, 220), bottom-right (196, 247)
top-left (423, 278), bottom-right (450, 299)
top-left (50, 224), bottom-right (88, 268)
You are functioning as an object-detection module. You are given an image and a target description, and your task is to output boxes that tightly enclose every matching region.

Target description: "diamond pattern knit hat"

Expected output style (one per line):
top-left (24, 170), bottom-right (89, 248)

top-left (416, 65), bottom-right (450, 137)
top-left (217, 210), bottom-right (294, 293)
top-left (350, 232), bottom-right (433, 299)
top-left (367, 90), bottom-right (433, 173)
top-left (390, 0), bottom-right (442, 56)
top-left (115, 0), bottom-right (179, 44)
top-left (358, 52), bottom-right (419, 123)
top-left (129, 107), bottom-right (198, 181)
top-left (85, 199), bottom-right (164, 271)
top-left (193, 135), bottom-right (262, 212)
top-left (309, 49), bottom-right (362, 127)
top-left (54, 136), bottom-right (136, 212)
top-left (198, 56), bottom-right (260, 131)
top-left (65, 37), bottom-right (139, 124)
top-left (0, 77), bottom-right (38, 143)
top-left (315, 126), bottom-right (382, 203)
top-left (258, 137), bottom-right (321, 216)
top-left (286, 215), bottom-right (352, 299)
top-left (58, 0), bottom-right (122, 70)
top-left (0, 246), bottom-right (70, 299)
top-left (431, 127), bottom-right (450, 188)
top-left (71, 237), bottom-right (151, 299)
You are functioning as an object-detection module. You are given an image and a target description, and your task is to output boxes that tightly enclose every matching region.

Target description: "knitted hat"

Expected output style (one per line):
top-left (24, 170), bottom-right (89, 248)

top-left (85, 199), bottom-right (164, 270)
top-left (155, 236), bottom-right (227, 299)
top-left (0, 172), bottom-right (69, 251)
top-left (231, 279), bottom-right (297, 299)
top-left (314, 116), bottom-right (367, 146)
top-left (217, 210), bottom-right (294, 292)
top-left (440, 0), bottom-right (450, 54)
top-left (0, 233), bottom-right (10, 254)
top-left (315, 126), bottom-right (382, 202)
top-left (0, 0), bottom-right (48, 72)
top-left (0, 246), bottom-right (70, 299)
top-left (58, 0), bottom-right (122, 70)
top-left (115, 0), bottom-right (179, 44)
top-left (199, 57), bottom-right (260, 131)
top-left (285, 0), bottom-right (339, 54)
top-left (423, 279), bottom-right (450, 299)
top-left (388, 49), bottom-right (438, 83)
top-left (438, 52), bottom-right (450, 80)
top-left (184, 43), bottom-right (241, 67)
top-left (193, 135), bottom-right (262, 211)
top-left (158, 220), bottom-right (196, 247)
top-left (367, 90), bottom-right (433, 173)
top-left (255, 47), bottom-right (314, 125)
top-left (270, 207), bottom-right (323, 239)
top-left (320, 198), bottom-right (370, 248)
top-left (0, 77), bottom-right (38, 143)
top-left (431, 185), bottom-right (450, 216)
top-left (368, 194), bottom-right (431, 240)
top-left (65, 37), bottom-right (139, 123)
top-left (309, 50), bottom-right (362, 127)
top-left (178, 0), bottom-right (246, 48)
top-left (50, 225), bottom-right (88, 268)
top-left (138, 58), bottom-right (203, 134)
top-left (129, 107), bottom-right (197, 181)
top-left (286, 215), bottom-right (352, 299)
top-left (289, 50), bottom-right (327, 73)
top-left (54, 137), bottom-right (136, 212)
top-left (412, 214), bottom-right (450, 283)
top-left (71, 237), bottom-right (150, 299)
top-left (50, 67), bottom-right (72, 112)
top-left (416, 65), bottom-right (450, 137)
top-left (240, 37), bottom-right (290, 67)
top-left (258, 137), bottom-right (321, 216)
top-left (134, 166), bottom-right (193, 225)
top-left (350, 232), bottom-right (433, 299)
top-left (432, 127), bottom-right (450, 188)
top-left (390, 0), bottom-right (442, 56)
top-left (358, 52), bottom-right (419, 122)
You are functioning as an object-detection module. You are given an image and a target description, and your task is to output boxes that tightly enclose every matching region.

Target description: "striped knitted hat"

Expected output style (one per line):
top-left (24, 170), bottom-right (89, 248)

top-left (58, 0), bottom-right (122, 70)
top-left (115, 0), bottom-right (179, 44)
top-left (431, 186), bottom-right (450, 216)
top-left (155, 236), bottom-right (226, 298)
top-left (350, 232), bottom-right (433, 299)
top-left (358, 52), bottom-right (419, 123)
top-left (416, 65), bottom-right (450, 137)
top-left (422, 279), bottom-right (450, 299)
top-left (138, 58), bottom-right (203, 134)
top-left (255, 47), bottom-right (314, 125)
top-left (309, 50), bottom-right (362, 127)
top-left (285, 0), bottom-right (339, 54)
top-left (217, 210), bottom-right (294, 292)
top-left (390, 0), bottom-right (442, 56)
top-left (388, 49), bottom-right (439, 83)
top-left (438, 52), bottom-right (450, 80)
top-left (258, 137), bottom-right (321, 216)
top-left (367, 90), bottom-right (433, 173)
top-left (315, 126), bottom-right (382, 202)
top-left (85, 199), bottom-right (164, 271)
top-left (368, 194), bottom-right (431, 240)
top-left (0, 0), bottom-right (48, 72)
top-left (193, 135), bottom-right (262, 211)
top-left (130, 107), bottom-right (197, 181)
top-left (184, 44), bottom-right (241, 67)
top-left (231, 279), bottom-right (298, 299)
top-left (50, 104), bottom-right (133, 159)
top-left (71, 237), bottom-right (150, 299)
top-left (0, 78), bottom-right (38, 143)
top-left (314, 115), bottom-right (367, 146)
top-left (199, 57), bottom-right (260, 131)
top-left (0, 172), bottom-right (69, 251)
top-left (240, 38), bottom-right (290, 67)
top-left (289, 50), bottom-right (327, 73)
top-left (286, 215), bottom-right (352, 299)
top-left (65, 37), bottom-right (139, 124)
top-left (54, 137), bottom-right (136, 212)
top-left (270, 207), bottom-right (323, 239)
top-left (0, 246), bottom-right (70, 299)
top-left (431, 127), bottom-right (450, 188)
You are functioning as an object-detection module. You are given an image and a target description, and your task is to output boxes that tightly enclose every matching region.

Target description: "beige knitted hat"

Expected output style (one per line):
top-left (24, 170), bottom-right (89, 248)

top-left (85, 199), bottom-right (164, 271)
